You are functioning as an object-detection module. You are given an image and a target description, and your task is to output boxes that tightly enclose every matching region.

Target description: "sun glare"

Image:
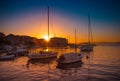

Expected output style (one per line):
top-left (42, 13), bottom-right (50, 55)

top-left (44, 35), bottom-right (49, 41)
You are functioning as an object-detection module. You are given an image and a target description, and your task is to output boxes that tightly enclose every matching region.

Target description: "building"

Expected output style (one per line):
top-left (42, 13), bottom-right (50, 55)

top-left (49, 37), bottom-right (68, 47)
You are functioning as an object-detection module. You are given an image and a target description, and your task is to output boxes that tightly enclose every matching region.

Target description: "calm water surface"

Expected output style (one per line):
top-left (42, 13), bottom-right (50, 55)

top-left (0, 45), bottom-right (120, 81)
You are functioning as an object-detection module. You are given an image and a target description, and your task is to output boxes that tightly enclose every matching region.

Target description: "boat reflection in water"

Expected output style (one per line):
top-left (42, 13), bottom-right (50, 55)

top-left (26, 58), bottom-right (57, 68)
top-left (56, 61), bottom-right (83, 70)
top-left (56, 61), bottom-right (83, 81)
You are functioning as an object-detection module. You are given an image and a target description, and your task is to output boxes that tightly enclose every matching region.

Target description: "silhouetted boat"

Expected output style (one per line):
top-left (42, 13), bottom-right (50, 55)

top-left (57, 28), bottom-right (83, 64)
top-left (28, 7), bottom-right (58, 60)
top-left (8, 47), bottom-right (28, 56)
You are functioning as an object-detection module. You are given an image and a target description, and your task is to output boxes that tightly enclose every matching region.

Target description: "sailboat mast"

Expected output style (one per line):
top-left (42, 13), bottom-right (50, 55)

top-left (88, 13), bottom-right (94, 45)
top-left (75, 28), bottom-right (77, 53)
top-left (88, 13), bottom-right (91, 45)
top-left (48, 6), bottom-right (50, 39)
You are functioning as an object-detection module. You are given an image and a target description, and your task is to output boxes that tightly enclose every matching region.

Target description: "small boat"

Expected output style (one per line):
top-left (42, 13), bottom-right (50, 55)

top-left (8, 48), bottom-right (28, 56)
top-left (28, 51), bottom-right (58, 60)
top-left (0, 55), bottom-right (15, 61)
top-left (16, 48), bottom-right (28, 56)
top-left (0, 48), bottom-right (15, 61)
top-left (57, 53), bottom-right (83, 64)
top-left (57, 28), bottom-right (83, 64)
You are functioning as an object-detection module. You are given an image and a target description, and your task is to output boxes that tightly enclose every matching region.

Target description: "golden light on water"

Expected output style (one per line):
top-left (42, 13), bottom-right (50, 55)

top-left (45, 48), bottom-right (49, 51)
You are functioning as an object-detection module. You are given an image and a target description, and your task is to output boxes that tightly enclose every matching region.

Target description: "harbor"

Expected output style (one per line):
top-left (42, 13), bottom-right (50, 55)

top-left (0, 45), bottom-right (120, 81)
top-left (1, 0), bottom-right (120, 81)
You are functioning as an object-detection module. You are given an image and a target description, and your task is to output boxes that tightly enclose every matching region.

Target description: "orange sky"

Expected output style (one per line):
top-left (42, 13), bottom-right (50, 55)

top-left (1, 12), bottom-right (120, 43)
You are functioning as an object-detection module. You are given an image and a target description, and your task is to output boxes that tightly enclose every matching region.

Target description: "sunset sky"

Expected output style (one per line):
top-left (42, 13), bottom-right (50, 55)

top-left (1, 0), bottom-right (120, 43)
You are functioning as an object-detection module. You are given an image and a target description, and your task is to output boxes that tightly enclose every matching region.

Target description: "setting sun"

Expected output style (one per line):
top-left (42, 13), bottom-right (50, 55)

top-left (43, 35), bottom-right (53, 41)
top-left (44, 35), bottom-right (49, 41)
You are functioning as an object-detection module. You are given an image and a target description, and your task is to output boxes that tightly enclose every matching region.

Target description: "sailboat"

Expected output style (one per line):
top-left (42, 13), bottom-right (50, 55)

top-left (57, 28), bottom-right (83, 64)
top-left (28, 7), bottom-right (58, 60)
top-left (80, 13), bottom-right (93, 51)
